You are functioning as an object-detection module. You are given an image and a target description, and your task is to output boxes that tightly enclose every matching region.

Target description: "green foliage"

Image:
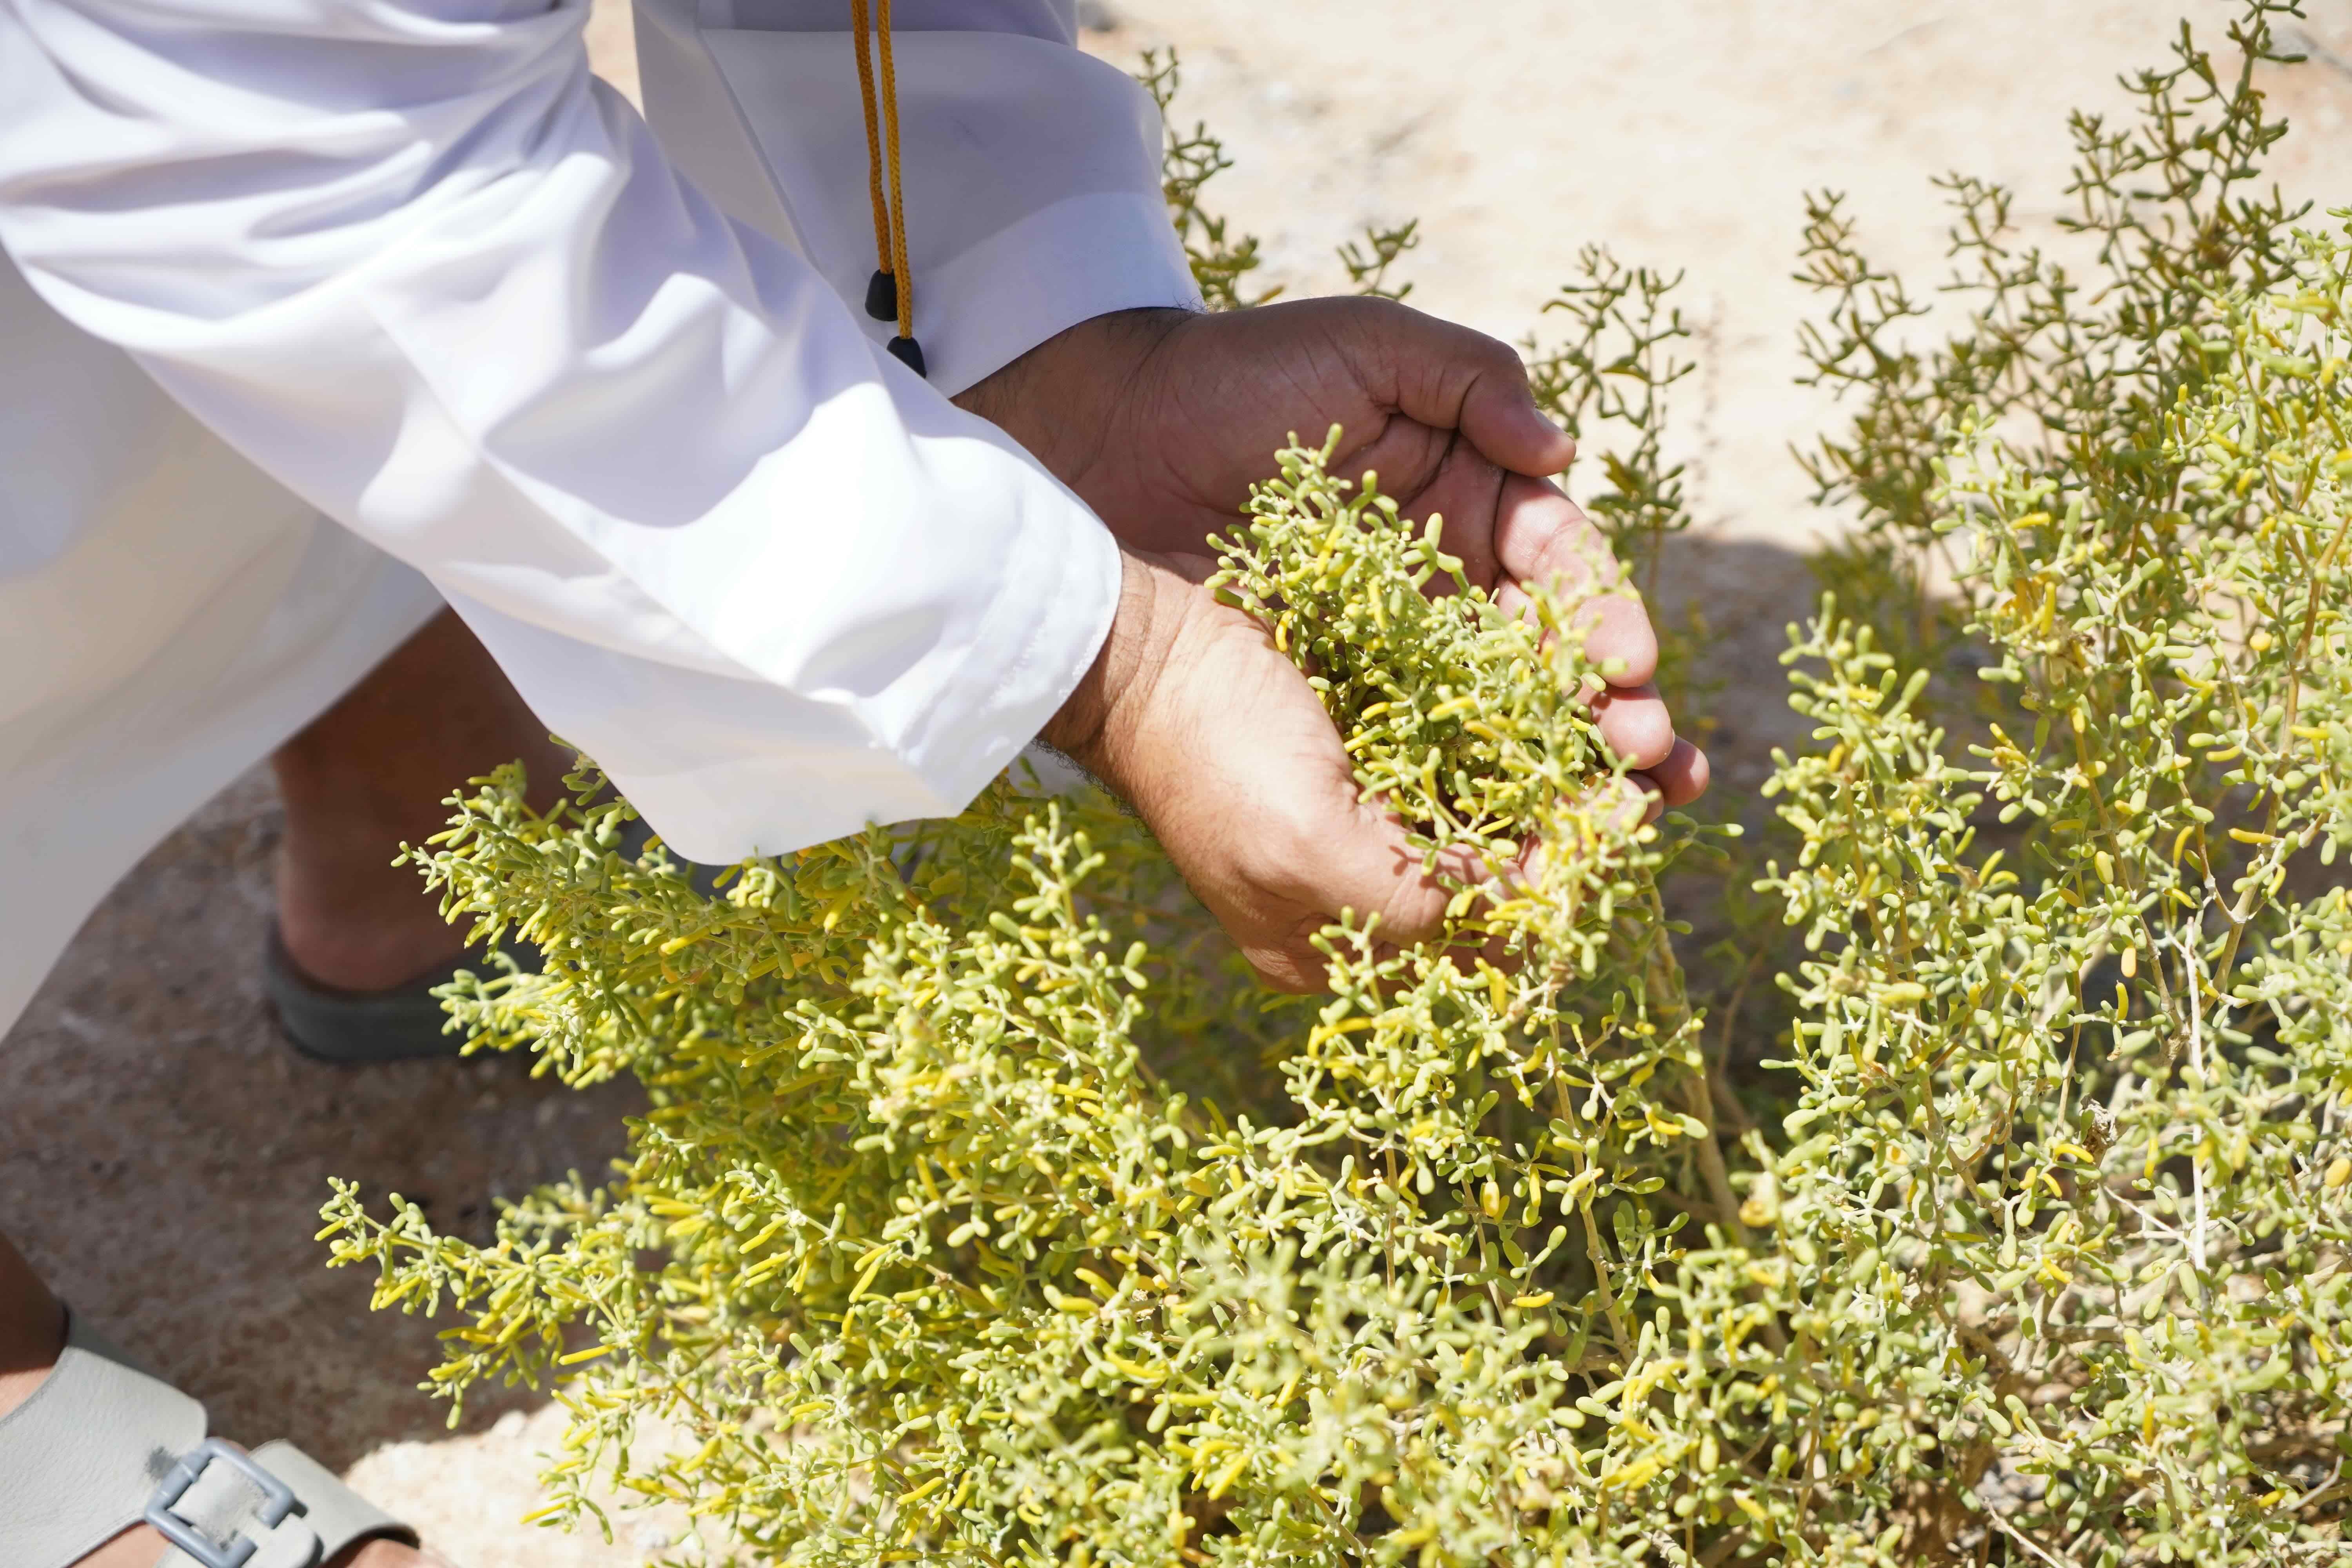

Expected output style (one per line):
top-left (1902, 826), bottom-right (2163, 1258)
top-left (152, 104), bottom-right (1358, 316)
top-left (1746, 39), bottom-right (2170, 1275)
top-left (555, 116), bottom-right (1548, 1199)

top-left (1521, 248), bottom-right (1706, 731)
top-left (1523, 250), bottom-right (1696, 598)
top-left (1143, 48), bottom-right (1421, 311)
top-left (322, 428), bottom-right (1703, 1563)
top-left (322, 7), bottom-right (2352, 1562)
top-left (1338, 220), bottom-right (1421, 303)
top-left (1140, 48), bottom-right (1274, 312)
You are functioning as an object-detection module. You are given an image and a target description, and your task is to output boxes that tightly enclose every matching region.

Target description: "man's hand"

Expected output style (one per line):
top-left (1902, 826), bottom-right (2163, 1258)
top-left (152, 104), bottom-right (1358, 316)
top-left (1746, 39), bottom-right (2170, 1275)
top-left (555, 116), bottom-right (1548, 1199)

top-left (981, 299), bottom-right (1711, 991)
top-left (957, 299), bottom-right (1706, 806)
top-left (1045, 552), bottom-right (1522, 991)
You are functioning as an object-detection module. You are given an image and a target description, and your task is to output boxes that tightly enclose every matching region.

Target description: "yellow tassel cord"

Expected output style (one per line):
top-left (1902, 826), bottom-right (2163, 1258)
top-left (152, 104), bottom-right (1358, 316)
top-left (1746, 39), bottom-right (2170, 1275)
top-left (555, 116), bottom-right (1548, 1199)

top-left (849, 0), bottom-right (917, 358)
top-left (847, 0), bottom-right (891, 289)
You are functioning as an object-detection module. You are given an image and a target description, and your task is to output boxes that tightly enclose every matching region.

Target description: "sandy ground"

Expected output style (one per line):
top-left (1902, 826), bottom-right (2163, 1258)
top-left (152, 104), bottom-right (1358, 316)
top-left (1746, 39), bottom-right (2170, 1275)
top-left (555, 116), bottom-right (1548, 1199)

top-left (5, 4), bottom-right (2350, 1564)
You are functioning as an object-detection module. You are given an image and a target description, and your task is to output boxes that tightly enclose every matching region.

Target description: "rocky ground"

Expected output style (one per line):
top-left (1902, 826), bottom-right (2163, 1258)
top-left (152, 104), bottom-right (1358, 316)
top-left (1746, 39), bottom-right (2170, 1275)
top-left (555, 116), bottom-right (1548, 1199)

top-left (6, 3), bottom-right (2349, 1563)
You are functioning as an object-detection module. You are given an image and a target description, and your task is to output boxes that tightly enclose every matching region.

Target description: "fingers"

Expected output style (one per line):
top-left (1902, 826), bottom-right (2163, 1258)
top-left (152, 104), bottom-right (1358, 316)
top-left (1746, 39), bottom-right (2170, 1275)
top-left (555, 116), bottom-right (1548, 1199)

top-left (1509, 588), bottom-right (1659, 692)
top-left (1481, 473), bottom-right (1692, 791)
top-left (1316, 449), bottom-right (1682, 795)
top-left (1587, 684), bottom-right (1710, 811)
top-left (1489, 474), bottom-right (1621, 601)
top-left (1305, 800), bottom-right (1461, 949)
top-left (1579, 593), bottom-right (1661, 690)
top-left (1405, 464), bottom-right (1647, 685)
top-left (1370, 431), bottom-right (1510, 590)
top-left (1573, 773), bottom-right (1658, 833)
top-left (1495, 579), bottom-right (1659, 692)
top-left (1342, 301), bottom-right (1575, 479)
top-left (1591, 681), bottom-right (1675, 772)
top-left (1636, 737), bottom-right (1711, 809)
top-left (1241, 750), bottom-right (1708, 992)
top-left (1485, 476), bottom-right (1659, 695)
top-left (1247, 816), bottom-right (1528, 993)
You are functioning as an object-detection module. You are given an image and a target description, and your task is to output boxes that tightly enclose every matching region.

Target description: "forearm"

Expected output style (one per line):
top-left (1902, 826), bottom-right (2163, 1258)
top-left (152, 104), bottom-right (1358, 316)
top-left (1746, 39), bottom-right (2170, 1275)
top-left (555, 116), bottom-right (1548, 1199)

top-left (952, 307), bottom-right (1193, 496)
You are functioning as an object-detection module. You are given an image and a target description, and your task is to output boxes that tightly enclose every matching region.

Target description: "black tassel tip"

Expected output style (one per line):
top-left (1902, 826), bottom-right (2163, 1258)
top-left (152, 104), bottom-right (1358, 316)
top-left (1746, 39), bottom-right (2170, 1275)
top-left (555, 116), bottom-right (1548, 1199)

top-left (887, 335), bottom-right (927, 378)
top-left (864, 269), bottom-right (898, 322)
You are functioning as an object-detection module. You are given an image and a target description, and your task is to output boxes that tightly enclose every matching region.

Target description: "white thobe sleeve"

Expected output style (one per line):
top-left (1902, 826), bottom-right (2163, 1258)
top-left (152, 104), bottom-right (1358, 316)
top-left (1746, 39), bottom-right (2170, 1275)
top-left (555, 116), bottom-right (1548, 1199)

top-left (0, 0), bottom-right (1201, 863)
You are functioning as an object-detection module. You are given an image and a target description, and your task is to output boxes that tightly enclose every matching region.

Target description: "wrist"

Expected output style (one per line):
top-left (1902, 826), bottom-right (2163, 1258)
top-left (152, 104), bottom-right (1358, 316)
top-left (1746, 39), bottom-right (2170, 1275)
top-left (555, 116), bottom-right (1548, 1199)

top-left (1041, 550), bottom-right (1189, 793)
top-left (952, 307), bottom-right (1192, 491)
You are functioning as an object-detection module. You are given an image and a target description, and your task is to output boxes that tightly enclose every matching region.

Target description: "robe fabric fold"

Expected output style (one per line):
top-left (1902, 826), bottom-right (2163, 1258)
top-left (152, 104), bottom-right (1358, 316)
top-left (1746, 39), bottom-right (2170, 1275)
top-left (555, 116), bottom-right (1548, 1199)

top-left (0, 0), bottom-right (1200, 1031)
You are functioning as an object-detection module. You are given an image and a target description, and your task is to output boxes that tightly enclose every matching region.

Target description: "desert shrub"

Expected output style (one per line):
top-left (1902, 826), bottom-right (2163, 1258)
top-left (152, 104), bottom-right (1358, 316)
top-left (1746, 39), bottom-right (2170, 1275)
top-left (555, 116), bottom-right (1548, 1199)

top-left (322, 5), bottom-right (2352, 1562)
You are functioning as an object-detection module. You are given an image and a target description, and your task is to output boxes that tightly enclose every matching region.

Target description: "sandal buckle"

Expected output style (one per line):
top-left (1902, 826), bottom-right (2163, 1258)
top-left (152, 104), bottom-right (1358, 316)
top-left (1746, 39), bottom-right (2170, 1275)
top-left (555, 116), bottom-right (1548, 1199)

top-left (143, 1437), bottom-right (299, 1568)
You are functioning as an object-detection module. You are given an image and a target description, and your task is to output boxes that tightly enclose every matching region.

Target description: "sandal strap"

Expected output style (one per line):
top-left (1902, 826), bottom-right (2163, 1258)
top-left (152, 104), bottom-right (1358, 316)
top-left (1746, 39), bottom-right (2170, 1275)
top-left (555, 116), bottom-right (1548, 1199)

top-left (0, 1308), bottom-right (416, 1568)
top-left (0, 1307), bottom-right (203, 1568)
top-left (147, 1437), bottom-right (413, 1568)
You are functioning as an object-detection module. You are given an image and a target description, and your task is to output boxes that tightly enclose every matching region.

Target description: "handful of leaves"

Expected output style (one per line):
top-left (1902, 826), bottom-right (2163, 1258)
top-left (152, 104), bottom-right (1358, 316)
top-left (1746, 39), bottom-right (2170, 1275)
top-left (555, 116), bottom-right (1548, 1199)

top-left (324, 7), bottom-right (2352, 1562)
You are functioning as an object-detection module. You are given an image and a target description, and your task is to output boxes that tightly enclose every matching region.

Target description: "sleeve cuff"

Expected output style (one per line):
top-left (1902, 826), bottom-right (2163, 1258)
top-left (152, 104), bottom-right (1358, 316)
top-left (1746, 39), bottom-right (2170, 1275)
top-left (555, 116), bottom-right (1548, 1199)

top-left (435, 449), bottom-right (1124, 864)
top-left (880, 188), bottom-right (1200, 396)
top-left (900, 468), bottom-right (1122, 804)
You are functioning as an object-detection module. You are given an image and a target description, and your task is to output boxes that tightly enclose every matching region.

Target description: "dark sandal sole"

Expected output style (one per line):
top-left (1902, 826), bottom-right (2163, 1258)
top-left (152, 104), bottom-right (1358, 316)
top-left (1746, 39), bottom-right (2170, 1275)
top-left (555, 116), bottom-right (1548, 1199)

top-left (263, 924), bottom-right (541, 1065)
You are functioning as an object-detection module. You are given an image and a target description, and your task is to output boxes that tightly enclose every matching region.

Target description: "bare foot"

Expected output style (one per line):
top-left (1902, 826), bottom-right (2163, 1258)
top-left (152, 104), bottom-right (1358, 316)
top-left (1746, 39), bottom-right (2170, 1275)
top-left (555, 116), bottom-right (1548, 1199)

top-left (271, 610), bottom-right (572, 993)
top-left (74, 1522), bottom-right (443, 1568)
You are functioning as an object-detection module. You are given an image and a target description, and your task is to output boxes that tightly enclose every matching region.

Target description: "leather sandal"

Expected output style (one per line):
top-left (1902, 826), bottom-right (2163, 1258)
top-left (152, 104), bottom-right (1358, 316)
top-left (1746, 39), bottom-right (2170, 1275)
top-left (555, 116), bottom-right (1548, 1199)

top-left (0, 1306), bottom-right (419, 1568)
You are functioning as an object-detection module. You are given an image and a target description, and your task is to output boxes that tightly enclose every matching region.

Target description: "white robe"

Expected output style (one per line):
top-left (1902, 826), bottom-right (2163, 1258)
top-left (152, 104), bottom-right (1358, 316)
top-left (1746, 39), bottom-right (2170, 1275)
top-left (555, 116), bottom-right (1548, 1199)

top-left (0, 0), bottom-right (1198, 1030)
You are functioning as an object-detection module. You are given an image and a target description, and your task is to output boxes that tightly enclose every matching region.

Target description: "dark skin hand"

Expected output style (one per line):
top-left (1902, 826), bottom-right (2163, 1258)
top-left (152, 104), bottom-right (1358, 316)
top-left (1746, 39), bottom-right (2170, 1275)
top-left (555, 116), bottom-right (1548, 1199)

top-left (956, 299), bottom-right (1706, 808)
top-left (961, 299), bottom-right (1708, 989)
top-left (1038, 550), bottom-right (1656, 991)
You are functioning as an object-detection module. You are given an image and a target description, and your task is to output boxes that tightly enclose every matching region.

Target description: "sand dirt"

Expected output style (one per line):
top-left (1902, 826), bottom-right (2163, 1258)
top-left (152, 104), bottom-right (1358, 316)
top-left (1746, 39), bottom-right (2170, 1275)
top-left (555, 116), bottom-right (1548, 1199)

top-left (6, 4), bottom-right (2350, 1563)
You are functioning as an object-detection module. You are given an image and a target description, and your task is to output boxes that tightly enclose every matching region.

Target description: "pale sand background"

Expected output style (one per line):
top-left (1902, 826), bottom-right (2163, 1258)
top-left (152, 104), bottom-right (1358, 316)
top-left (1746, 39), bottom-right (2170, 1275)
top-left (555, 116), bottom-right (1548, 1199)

top-left (5, 4), bottom-right (2349, 1563)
